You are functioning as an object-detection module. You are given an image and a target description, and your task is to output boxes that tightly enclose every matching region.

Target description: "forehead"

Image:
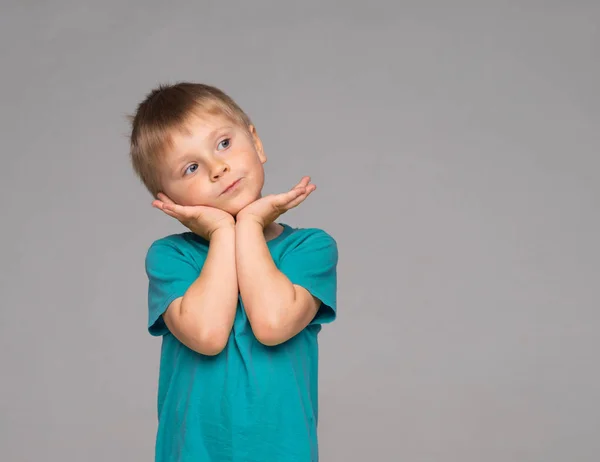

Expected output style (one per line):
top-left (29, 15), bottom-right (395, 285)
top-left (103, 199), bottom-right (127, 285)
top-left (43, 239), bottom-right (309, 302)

top-left (176, 112), bottom-right (235, 141)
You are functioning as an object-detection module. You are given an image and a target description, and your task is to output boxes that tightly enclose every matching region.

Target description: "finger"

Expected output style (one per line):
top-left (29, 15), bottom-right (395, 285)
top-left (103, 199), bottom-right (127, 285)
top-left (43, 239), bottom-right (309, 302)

top-left (285, 185), bottom-right (316, 209)
top-left (275, 187), bottom-right (306, 206)
top-left (162, 202), bottom-right (189, 217)
top-left (152, 200), bottom-right (170, 212)
top-left (291, 176), bottom-right (310, 191)
top-left (160, 207), bottom-right (180, 218)
top-left (156, 192), bottom-right (177, 205)
top-left (285, 195), bottom-right (308, 210)
top-left (295, 176), bottom-right (311, 190)
top-left (152, 200), bottom-right (180, 215)
top-left (304, 183), bottom-right (316, 194)
top-left (290, 183), bottom-right (315, 198)
top-left (152, 201), bottom-right (180, 218)
top-left (152, 199), bottom-right (187, 221)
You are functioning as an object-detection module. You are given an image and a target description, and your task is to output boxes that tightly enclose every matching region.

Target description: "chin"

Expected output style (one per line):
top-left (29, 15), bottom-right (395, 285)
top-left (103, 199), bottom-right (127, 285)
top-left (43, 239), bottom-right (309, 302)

top-left (223, 194), bottom-right (258, 217)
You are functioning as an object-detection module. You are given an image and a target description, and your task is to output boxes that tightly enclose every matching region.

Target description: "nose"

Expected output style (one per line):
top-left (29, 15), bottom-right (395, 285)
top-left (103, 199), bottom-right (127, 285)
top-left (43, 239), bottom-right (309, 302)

top-left (210, 161), bottom-right (230, 181)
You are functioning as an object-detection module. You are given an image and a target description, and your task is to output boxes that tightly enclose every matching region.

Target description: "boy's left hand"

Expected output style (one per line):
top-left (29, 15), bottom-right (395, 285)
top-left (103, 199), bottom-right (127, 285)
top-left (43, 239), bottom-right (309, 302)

top-left (236, 176), bottom-right (316, 228)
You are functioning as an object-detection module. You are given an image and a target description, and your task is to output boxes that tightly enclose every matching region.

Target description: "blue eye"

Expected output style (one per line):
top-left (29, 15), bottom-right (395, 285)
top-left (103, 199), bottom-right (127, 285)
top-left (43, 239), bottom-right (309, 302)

top-left (184, 164), bottom-right (198, 175)
top-left (218, 138), bottom-right (231, 150)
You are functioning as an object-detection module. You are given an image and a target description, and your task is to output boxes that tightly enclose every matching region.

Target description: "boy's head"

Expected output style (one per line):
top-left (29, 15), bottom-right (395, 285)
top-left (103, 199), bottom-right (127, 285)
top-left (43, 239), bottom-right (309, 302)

top-left (129, 82), bottom-right (267, 216)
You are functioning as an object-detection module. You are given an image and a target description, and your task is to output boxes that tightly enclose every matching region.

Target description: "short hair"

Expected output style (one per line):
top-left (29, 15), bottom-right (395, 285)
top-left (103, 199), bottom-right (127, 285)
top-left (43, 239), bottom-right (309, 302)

top-left (128, 82), bottom-right (253, 197)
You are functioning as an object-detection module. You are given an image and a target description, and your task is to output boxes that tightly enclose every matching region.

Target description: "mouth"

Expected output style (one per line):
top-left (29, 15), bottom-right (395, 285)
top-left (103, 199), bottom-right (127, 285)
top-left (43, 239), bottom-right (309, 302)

top-left (220, 178), bottom-right (242, 195)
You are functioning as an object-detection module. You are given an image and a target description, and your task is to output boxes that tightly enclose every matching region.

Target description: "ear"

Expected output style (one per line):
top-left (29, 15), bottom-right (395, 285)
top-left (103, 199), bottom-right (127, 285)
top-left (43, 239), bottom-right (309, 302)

top-left (248, 124), bottom-right (267, 164)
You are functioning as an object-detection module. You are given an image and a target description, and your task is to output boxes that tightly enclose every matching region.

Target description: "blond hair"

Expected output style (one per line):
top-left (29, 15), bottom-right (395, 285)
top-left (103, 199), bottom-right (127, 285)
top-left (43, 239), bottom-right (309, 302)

top-left (128, 82), bottom-right (253, 197)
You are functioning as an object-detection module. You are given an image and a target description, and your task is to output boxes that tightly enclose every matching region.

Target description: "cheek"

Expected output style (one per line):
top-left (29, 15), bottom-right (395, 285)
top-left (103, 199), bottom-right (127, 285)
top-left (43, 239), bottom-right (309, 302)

top-left (242, 154), bottom-right (265, 176)
top-left (169, 178), bottom-right (211, 206)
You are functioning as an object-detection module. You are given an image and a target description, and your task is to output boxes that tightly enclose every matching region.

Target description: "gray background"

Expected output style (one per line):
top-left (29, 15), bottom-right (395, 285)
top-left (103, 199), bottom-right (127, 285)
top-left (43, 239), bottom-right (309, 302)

top-left (1, 1), bottom-right (599, 461)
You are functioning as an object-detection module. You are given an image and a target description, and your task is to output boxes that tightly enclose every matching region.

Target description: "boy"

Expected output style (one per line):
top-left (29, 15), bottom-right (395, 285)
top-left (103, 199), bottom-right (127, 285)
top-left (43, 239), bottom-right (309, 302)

top-left (128, 82), bottom-right (338, 461)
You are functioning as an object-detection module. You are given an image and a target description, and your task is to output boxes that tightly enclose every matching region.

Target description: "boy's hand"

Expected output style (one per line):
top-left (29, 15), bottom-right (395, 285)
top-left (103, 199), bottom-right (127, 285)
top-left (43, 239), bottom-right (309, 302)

top-left (236, 176), bottom-right (316, 228)
top-left (152, 193), bottom-right (235, 240)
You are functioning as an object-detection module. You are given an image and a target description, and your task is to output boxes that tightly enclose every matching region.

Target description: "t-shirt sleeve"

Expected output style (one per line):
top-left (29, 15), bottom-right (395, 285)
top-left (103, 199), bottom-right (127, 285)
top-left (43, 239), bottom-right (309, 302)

top-left (145, 241), bottom-right (201, 336)
top-left (278, 229), bottom-right (339, 325)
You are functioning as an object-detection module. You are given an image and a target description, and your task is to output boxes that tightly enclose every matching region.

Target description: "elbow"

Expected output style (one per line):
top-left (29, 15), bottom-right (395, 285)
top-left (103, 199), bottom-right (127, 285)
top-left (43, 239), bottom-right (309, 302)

top-left (252, 319), bottom-right (288, 347)
top-left (167, 298), bottom-right (231, 356)
top-left (194, 328), bottom-right (229, 356)
top-left (255, 331), bottom-right (284, 347)
top-left (197, 341), bottom-right (227, 356)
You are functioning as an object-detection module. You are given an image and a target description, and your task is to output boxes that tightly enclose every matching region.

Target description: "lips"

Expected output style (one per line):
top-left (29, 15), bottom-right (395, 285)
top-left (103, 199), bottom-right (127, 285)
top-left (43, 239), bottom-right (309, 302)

top-left (221, 178), bottom-right (241, 195)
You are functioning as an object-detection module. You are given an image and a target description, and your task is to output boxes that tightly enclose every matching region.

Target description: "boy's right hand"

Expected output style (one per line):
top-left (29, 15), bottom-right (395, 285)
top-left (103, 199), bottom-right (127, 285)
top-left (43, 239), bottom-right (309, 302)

top-left (152, 193), bottom-right (235, 240)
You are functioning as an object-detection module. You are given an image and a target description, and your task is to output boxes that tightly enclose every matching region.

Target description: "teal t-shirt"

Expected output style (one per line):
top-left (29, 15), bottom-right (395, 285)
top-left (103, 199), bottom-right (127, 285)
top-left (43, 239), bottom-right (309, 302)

top-left (144, 223), bottom-right (338, 462)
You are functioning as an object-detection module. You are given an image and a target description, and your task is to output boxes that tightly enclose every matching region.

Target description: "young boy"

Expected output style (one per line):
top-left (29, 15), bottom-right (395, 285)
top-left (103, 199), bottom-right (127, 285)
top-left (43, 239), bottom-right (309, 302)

top-left (128, 82), bottom-right (338, 461)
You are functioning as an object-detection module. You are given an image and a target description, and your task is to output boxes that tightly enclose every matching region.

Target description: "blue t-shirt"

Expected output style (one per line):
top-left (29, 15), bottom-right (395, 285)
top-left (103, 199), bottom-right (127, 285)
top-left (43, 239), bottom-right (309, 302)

top-left (144, 223), bottom-right (338, 462)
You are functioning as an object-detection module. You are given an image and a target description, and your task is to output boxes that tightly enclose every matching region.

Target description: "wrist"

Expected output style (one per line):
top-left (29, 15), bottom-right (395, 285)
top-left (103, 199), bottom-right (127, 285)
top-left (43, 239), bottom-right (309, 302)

top-left (208, 222), bottom-right (236, 240)
top-left (236, 213), bottom-right (265, 229)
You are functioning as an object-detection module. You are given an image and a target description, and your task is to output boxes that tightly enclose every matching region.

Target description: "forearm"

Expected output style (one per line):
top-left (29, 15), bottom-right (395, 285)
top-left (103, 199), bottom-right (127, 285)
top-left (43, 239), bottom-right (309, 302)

top-left (235, 220), bottom-right (298, 337)
top-left (179, 226), bottom-right (238, 345)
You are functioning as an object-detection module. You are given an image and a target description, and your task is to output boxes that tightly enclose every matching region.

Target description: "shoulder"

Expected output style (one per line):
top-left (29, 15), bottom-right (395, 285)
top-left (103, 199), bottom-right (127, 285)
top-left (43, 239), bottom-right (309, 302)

top-left (281, 225), bottom-right (338, 258)
top-left (287, 225), bottom-right (336, 245)
top-left (145, 232), bottom-right (208, 267)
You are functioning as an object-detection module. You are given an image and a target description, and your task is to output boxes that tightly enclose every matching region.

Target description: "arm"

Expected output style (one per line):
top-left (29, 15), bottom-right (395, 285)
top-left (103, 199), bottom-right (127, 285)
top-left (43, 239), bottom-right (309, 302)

top-left (163, 226), bottom-right (238, 355)
top-left (150, 193), bottom-right (238, 356)
top-left (236, 219), bottom-right (320, 346)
